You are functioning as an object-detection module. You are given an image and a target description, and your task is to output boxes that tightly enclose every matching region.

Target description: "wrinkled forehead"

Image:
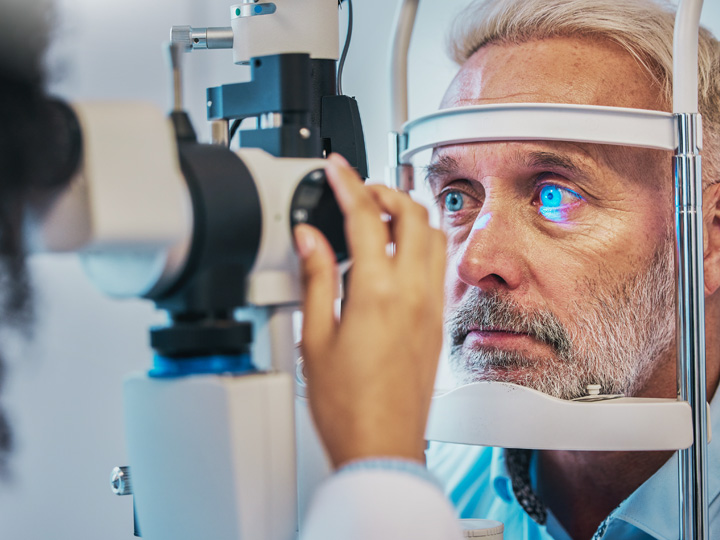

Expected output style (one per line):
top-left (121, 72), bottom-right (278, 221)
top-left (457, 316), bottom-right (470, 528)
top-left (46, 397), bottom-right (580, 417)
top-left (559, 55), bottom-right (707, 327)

top-left (441, 37), bottom-right (667, 111)
top-left (409, 38), bottom-right (673, 188)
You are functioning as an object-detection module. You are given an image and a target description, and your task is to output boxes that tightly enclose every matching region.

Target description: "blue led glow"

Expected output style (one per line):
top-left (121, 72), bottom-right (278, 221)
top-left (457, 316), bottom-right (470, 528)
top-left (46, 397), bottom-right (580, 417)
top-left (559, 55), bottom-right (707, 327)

top-left (537, 185), bottom-right (582, 223)
top-left (539, 206), bottom-right (566, 222)
top-left (149, 354), bottom-right (255, 378)
top-left (540, 185), bottom-right (562, 208)
top-left (255, 5), bottom-right (263, 13)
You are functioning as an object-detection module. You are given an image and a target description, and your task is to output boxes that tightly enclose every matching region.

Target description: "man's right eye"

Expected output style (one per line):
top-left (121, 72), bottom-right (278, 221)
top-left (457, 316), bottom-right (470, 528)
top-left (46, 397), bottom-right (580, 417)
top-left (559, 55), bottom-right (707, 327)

top-left (444, 190), bottom-right (465, 212)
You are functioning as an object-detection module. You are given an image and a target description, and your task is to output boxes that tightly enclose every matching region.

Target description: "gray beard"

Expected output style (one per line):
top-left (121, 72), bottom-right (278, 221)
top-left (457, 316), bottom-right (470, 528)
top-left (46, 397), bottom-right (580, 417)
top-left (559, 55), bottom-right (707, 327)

top-left (445, 242), bottom-right (675, 400)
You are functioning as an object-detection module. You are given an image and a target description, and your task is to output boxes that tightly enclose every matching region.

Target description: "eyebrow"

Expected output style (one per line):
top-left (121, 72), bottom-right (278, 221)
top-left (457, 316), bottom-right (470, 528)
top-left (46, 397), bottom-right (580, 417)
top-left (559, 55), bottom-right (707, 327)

top-left (424, 148), bottom-right (590, 187)
top-left (524, 151), bottom-right (587, 177)
top-left (425, 155), bottom-right (461, 186)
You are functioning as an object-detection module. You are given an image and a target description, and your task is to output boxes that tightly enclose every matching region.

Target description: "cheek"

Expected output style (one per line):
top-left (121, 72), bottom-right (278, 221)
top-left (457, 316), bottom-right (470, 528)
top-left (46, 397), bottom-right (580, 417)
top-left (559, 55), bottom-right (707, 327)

top-left (526, 228), bottom-right (666, 310)
top-left (527, 253), bottom-right (589, 305)
top-left (443, 243), bottom-right (468, 303)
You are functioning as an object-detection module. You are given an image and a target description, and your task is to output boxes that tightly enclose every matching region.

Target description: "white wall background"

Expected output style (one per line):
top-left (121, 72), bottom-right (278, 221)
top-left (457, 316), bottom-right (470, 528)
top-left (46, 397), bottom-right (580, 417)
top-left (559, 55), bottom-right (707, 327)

top-left (0, 0), bottom-right (718, 538)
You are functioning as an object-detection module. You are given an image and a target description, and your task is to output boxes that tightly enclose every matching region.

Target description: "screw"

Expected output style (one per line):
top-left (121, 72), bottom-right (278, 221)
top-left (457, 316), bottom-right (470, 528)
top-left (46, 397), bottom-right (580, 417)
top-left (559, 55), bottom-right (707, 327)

top-left (110, 466), bottom-right (133, 496)
top-left (309, 170), bottom-right (325, 183)
top-left (299, 127), bottom-right (311, 139)
top-left (293, 209), bottom-right (309, 223)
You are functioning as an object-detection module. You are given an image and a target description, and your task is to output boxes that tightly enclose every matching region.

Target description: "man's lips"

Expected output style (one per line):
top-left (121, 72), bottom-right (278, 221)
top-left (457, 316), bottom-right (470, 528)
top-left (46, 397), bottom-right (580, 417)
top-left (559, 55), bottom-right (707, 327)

top-left (463, 328), bottom-right (541, 349)
top-left (468, 326), bottom-right (525, 335)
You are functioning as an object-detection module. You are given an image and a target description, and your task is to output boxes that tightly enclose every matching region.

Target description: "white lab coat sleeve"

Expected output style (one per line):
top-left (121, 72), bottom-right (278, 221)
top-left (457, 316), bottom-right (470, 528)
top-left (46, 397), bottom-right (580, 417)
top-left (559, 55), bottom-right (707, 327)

top-left (300, 468), bottom-right (464, 540)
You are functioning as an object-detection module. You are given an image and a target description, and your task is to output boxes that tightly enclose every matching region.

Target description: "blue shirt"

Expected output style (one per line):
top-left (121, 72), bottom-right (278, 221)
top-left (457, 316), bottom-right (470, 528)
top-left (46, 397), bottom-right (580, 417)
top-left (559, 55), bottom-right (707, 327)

top-left (427, 393), bottom-right (720, 539)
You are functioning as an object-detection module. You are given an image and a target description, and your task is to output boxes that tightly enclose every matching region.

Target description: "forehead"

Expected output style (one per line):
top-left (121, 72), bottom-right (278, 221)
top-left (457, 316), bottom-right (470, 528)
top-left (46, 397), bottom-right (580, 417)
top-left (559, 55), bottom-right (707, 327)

top-left (435, 37), bottom-right (670, 185)
top-left (441, 36), bottom-right (667, 111)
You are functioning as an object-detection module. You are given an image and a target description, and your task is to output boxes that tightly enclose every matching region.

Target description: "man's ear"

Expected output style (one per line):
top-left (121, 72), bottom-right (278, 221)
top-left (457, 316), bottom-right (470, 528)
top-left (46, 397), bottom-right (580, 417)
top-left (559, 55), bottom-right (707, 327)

top-left (703, 183), bottom-right (720, 295)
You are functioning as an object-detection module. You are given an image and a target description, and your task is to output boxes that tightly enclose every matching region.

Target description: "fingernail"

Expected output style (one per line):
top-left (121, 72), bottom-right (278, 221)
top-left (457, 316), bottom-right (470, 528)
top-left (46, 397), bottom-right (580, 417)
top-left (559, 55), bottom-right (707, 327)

top-left (294, 224), bottom-right (316, 258)
top-left (324, 158), bottom-right (352, 207)
top-left (329, 153), bottom-right (351, 167)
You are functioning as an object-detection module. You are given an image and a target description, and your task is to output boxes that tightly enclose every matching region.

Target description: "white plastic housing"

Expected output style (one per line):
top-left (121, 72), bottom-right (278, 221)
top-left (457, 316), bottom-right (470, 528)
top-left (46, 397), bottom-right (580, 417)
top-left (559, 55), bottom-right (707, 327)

top-left (673, 0), bottom-right (704, 112)
top-left (239, 148), bottom-right (327, 307)
top-left (27, 102), bottom-right (192, 298)
top-left (426, 382), bottom-right (711, 451)
top-left (231, 0), bottom-right (339, 64)
top-left (124, 372), bottom-right (297, 540)
top-left (400, 104), bottom-right (680, 165)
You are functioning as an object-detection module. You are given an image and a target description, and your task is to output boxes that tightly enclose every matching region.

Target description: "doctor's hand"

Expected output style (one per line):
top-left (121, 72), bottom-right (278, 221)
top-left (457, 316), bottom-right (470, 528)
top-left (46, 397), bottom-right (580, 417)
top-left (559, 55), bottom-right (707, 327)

top-left (294, 154), bottom-right (447, 469)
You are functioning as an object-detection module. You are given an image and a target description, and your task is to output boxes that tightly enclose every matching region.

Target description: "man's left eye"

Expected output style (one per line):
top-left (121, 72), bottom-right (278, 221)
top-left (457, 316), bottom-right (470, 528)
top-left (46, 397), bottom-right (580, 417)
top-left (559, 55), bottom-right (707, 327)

top-left (539, 185), bottom-right (580, 208)
top-left (536, 185), bottom-right (582, 221)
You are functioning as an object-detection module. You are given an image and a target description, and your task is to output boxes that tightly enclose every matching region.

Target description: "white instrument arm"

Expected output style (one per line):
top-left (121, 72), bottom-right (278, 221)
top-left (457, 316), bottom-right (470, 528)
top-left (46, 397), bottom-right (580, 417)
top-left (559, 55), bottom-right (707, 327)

top-left (25, 101), bottom-right (193, 298)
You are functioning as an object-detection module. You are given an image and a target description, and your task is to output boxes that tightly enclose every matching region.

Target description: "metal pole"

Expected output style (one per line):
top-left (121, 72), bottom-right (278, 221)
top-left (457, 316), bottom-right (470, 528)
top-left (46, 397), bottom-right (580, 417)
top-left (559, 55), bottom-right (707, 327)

top-left (387, 0), bottom-right (419, 191)
top-left (675, 112), bottom-right (709, 540)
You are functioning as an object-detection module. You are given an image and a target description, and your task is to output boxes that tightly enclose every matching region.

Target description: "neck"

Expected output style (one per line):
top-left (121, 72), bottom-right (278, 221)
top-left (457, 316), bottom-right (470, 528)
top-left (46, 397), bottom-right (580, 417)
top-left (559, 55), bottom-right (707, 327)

top-left (537, 448), bottom-right (672, 540)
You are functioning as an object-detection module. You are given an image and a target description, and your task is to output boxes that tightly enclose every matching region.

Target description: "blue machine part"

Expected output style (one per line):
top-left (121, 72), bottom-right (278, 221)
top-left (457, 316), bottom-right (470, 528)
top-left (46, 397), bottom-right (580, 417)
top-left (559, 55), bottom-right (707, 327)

top-left (150, 354), bottom-right (255, 378)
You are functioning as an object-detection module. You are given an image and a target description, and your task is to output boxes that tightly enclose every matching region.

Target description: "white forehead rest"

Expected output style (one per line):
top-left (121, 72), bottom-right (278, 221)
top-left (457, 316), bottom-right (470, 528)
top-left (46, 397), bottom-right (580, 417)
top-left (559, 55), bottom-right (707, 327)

top-left (400, 103), bottom-right (683, 164)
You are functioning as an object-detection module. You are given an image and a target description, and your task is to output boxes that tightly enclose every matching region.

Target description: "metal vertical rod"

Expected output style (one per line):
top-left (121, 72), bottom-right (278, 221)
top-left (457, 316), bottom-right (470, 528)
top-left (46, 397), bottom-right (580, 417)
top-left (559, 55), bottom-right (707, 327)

top-left (675, 112), bottom-right (709, 540)
top-left (210, 119), bottom-right (230, 146)
top-left (387, 0), bottom-right (419, 191)
top-left (268, 305), bottom-right (302, 376)
top-left (166, 42), bottom-right (184, 112)
top-left (388, 0), bottom-right (419, 134)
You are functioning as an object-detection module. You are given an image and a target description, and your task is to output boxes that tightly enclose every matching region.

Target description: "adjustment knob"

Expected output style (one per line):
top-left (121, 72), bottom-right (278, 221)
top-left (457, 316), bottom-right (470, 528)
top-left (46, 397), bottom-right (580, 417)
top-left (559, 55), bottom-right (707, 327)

top-left (290, 169), bottom-right (348, 263)
top-left (171, 25), bottom-right (234, 51)
top-left (170, 25), bottom-right (193, 52)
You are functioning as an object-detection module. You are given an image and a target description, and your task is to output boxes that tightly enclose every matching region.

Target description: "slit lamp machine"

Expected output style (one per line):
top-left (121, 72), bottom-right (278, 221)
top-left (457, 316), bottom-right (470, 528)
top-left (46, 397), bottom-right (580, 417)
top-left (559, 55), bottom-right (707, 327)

top-left (23, 0), bottom-right (712, 538)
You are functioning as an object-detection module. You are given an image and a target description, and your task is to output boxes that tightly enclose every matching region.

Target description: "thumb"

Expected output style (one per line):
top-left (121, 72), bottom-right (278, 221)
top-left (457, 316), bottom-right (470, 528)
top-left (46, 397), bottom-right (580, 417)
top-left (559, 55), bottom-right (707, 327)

top-left (295, 224), bottom-right (338, 354)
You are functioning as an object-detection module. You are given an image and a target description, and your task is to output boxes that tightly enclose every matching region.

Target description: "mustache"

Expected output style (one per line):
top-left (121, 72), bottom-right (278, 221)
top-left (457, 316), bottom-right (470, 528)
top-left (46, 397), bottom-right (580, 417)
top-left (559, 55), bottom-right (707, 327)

top-left (445, 290), bottom-right (572, 358)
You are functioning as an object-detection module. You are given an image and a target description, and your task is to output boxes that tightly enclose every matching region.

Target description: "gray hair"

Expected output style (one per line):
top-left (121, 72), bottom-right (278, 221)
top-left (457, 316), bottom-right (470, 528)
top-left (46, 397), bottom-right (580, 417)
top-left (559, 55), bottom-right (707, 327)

top-left (447, 0), bottom-right (720, 183)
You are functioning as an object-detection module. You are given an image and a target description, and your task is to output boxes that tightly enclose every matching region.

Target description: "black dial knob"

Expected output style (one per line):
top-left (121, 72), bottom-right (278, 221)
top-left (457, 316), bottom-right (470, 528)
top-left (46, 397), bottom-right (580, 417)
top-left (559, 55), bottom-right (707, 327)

top-left (290, 168), bottom-right (348, 262)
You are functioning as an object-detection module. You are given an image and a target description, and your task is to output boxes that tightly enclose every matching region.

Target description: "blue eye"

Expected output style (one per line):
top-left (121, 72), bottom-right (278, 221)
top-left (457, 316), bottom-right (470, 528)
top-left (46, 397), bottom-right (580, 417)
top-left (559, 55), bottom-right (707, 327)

top-left (538, 184), bottom-right (581, 222)
top-left (445, 191), bottom-right (465, 212)
top-left (540, 185), bottom-right (563, 208)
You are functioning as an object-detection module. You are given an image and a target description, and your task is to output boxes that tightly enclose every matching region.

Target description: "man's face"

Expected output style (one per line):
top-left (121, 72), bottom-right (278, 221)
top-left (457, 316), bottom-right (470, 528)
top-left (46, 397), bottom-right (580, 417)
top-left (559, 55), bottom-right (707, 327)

top-left (432, 37), bottom-right (677, 399)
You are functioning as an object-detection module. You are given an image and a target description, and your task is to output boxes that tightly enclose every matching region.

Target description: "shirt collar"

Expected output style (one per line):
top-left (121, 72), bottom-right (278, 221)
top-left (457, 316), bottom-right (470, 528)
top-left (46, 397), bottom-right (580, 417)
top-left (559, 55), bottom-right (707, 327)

top-left (611, 391), bottom-right (720, 540)
top-left (489, 446), bottom-right (514, 502)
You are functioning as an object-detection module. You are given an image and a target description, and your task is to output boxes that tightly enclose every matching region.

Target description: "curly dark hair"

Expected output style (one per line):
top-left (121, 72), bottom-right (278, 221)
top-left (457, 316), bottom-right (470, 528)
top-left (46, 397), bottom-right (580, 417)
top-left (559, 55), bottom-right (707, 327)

top-left (0, 0), bottom-right (77, 476)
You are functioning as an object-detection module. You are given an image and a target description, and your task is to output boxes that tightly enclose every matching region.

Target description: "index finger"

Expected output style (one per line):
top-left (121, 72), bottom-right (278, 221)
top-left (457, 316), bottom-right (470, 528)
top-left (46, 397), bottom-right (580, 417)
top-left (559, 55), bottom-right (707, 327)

top-left (325, 154), bottom-right (391, 267)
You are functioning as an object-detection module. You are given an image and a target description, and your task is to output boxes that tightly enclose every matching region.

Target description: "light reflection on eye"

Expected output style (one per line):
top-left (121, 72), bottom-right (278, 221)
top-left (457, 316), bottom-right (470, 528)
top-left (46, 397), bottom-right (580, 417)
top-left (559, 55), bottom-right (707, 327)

top-left (538, 185), bottom-right (581, 223)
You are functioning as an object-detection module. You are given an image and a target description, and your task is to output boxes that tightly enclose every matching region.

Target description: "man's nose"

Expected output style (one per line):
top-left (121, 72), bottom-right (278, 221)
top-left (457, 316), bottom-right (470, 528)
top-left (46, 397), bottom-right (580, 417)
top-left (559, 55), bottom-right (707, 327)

top-left (453, 209), bottom-right (525, 291)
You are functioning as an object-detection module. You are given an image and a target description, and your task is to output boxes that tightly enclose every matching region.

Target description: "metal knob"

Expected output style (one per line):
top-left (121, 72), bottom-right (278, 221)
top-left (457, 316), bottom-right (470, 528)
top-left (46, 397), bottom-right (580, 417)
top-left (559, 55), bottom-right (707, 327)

top-left (171, 25), bottom-right (193, 52)
top-left (171, 25), bottom-right (234, 51)
top-left (110, 466), bottom-right (133, 496)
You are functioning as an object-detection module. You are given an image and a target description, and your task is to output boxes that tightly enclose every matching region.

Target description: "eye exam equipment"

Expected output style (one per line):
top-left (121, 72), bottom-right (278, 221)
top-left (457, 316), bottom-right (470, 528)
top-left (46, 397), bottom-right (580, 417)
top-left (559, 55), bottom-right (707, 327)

top-left (388, 0), bottom-right (710, 538)
top-left (28, 1), bottom-right (369, 538)
top-left (21, 0), bottom-right (711, 538)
